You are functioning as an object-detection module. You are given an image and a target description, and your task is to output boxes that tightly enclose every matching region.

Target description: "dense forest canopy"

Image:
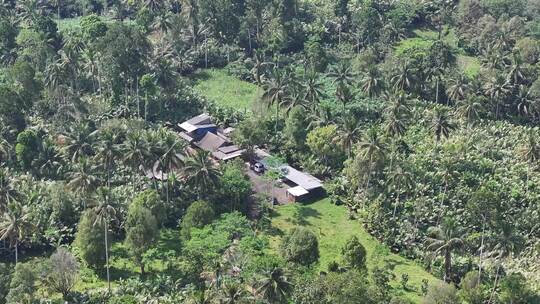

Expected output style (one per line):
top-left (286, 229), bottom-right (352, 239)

top-left (0, 0), bottom-right (540, 303)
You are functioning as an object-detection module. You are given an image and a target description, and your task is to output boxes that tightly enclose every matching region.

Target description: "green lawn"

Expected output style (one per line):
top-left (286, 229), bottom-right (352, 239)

top-left (268, 199), bottom-right (440, 302)
top-left (191, 69), bottom-right (261, 111)
top-left (457, 55), bottom-right (481, 78)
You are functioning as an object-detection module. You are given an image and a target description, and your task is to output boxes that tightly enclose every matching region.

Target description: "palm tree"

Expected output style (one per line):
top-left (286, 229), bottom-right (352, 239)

top-left (429, 106), bottom-right (456, 142)
top-left (142, 0), bottom-right (163, 13)
top-left (425, 218), bottom-right (465, 282)
top-left (157, 130), bottom-right (185, 204)
top-left (256, 267), bottom-right (292, 303)
top-left (92, 188), bottom-right (116, 294)
top-left (122, 131), bottom-right (150, 188)
top-left (302, 71), bottom-right (324, 109)
top-left (383, 93), bottom-right (410, 139)
top-left (361, 65), bottom-right (383, 98)
top-left (446, 74), bottom-right (468, 103)
top-left (358, 127), bottom-right (387, 192)
top-left (328, 62), bottom-right (355, 110)
top-left (391, 62), bottom-right (413, 92)
top-left (488, 221), bottom-right (524, 303)
top-left (387, 166), bottom-right (413, 219)
top-left (95, 129), bottom-right (122, 188)
top-left (67, 157), bottom-right (100, 197)
top-left (63, 123), bottom-right (95, 162)
top-left (484, 74), bottom-right (511, 119)
top-left (262, 68), bottom-right (289, 134)
top-left (153, 12), bottom-right (173, 36)
top-left (279, 92), bottom-right (307, 115)
top-left (0, 201), bottom-right (33, 264)
top-left (455, 95), bottom-right (484, 129)
top-left (518, 128), bottom-right (540, 195)
top-left (0, 168), bottom-right (19, 212)
top-left (220, 280), bottom-right (249, 304)
top-left (506, 51), bottom-right (527, 86)
top-left (516, 85), bottom-right (538, 119)
top-left (183, 150), bottom-right (221, 199)
top-left (188, 289), bottom-right (215, 304)
top-left (337, 114), bottom-right (362, 156)
top-left (37, 140), bottom-right (62, 178)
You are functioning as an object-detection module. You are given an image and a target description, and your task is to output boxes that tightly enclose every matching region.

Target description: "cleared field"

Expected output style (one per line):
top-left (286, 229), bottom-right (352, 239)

top-left (191, 69), bottom-right (261, 111)
top-left (268, 198), bottom-right (440, 302)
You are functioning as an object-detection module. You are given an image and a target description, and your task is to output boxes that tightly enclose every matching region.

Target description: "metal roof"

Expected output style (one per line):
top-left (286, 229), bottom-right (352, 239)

top-left (195, 132), bottom-right (227, 152)
top-left (281, 165), bottom-right (323, 190)
top-left (287, 186), bottom-right (309, 197)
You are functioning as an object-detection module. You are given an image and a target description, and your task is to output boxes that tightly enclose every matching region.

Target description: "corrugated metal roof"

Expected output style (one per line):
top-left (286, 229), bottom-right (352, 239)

top-left (281, 165), bottom-right (323, 190)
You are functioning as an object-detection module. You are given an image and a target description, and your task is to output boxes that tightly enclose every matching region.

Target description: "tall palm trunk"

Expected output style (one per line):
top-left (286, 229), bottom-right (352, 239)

top-left (14, 242), bottom-right (18, 264)
top-left (444, 248), bottom-right (452, 282)
top-left (478, 217), bottom-right (486, 278)
top-left (104, 220), bottom-right (111, 293)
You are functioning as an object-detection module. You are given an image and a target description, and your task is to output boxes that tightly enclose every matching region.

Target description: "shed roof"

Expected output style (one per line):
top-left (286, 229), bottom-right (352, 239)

top-left (281, 165), bottom-right (323, 190)
top-left (287, 186), bottom-right (309, 197)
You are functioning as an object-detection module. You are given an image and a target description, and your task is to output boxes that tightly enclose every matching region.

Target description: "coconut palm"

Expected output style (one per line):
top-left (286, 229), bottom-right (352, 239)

top-left (383, 93), bottom-right (410, 138)
top-left (183, 150), bottom-right (221, 199)
top-left (360, 65), bottom-right (383, 98)
top-left (425, 218), bottom-right (465, 282)
top-left (153, 12), bottom-right (173, 35)
top-left (63, 123), bottom-right (95, 162)
top-left (391, 62), bottom-right (413, 92)
top-left (518, 128), bottom-right (540, 195)
top-left (67, 157), bottom-right (100, 197)
top-left (302, 71), bottom-right (324, 109)
top-left (220, 280), bottom-right (249, 304)
top-left (446, 74), bottom-right (468, 103)
top-left (122, 131), bottom-right (150, 186)
top-left (157, 129), bottom-right (185, 204)
top-left (429, 106), bottom-right (456, 142)
top-left (95, 129), bottom-right (122, 188)
top-left (455, 95), bottom-right (485, 129)
top-left (188, 289), bottom-right (215, 304)
top-left (516, 85), bottom-right (538, 119)
top-left (337, 114), bottom-right (362, 156)
top-left (256, 267), bottom-right (292, 303)
top-left (92, 187), bottom-right (116, 293)
top-left (387, 166), bottom-right (413, 219)
top-left (0, 169), bottom-right (19, 212)
top-left (0, 201), bottom-right (33, 264)
top-left (506, 51), bottom-right (527, 85)
top-left (328, 62), bottom-right (355, 110)
top-left (262, 68), bottom-right (289, 134)
top-left (37, 140), bottom-right (62, 178)
top-left (358, 127), bottom-right (387, 192)
top-left (279, 92), bottom-right (307, 115)
top-left (484, 74), bottom-right (511, 119)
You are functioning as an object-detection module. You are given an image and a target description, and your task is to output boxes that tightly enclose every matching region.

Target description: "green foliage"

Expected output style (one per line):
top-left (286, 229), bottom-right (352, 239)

top-left (280, 227), bottom-right (319, 265)
top-left (341, 235), bottom-right (367, 270)
top-left (0, 263), bottom-right (12, 304)
top-left (6, 262), bottom-right (36, 304)
top-left (74, 210), bottom-right (107, 269)
top-left (180, 200), bottom-right (215, 240)
top-left (80, 14), bottom-right (107, 40)
top-left (216, 162), bottom-right (252, 213)
top-left (421, 282), bottom-right (459, 304)
top-left (458, 272), bottom-right (485, 304)
top-left (499, 273), bottom-right (539, 303)
top-left (15, 130), bottom-right (39, 169)
top-left (125, 202), bottom-right (159, 273)
top-left (306, 124), bottom-right (345, 168)
top-left (132, 189), bottom-right (166, 224)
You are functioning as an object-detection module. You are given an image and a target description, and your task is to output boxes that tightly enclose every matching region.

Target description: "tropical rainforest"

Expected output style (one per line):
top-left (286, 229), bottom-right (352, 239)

top-left (0, 0), bottom-right (540, 303)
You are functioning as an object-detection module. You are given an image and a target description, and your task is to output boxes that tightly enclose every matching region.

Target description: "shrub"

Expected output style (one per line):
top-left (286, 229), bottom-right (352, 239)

top-left (180, 200), bottom-right (215, 240)
top-left (341, 236), bottom-right (367, 270)
top-left (280, 227), bottom-right (319, 265)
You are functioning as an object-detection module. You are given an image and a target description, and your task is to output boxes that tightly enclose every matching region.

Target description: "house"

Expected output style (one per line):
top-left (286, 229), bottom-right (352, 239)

top-left (178, 113), bottom-right (218, 142)
top-left (179, 114), bottom-right (244, 161)
top-left (280, 165), bottom-right (325, 202)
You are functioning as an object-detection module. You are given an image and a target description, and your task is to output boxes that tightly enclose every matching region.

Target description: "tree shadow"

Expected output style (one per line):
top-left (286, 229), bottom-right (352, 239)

top-left (189, 70), bottom-right (211, 83)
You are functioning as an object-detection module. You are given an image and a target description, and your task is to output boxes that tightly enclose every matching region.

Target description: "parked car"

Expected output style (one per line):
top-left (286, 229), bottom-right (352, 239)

top-left (253, 162), bottom-right (265, 174)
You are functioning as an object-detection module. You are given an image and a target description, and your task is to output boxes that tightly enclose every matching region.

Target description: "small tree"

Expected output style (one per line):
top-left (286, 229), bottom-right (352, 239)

top-left (44, 248), bottom-right (79, 300)
top-left (0, 263), bottom-right (12, 304)
top-left (181, 200), bottom-right (215, 240)
top-left (125, 203), bottom-right (159, 275)
top-left (341, 235), bottom-right (367, 270)
top-left (6, 263), bottom-right (36, 304)
top-left (421, 282), bottom-right (459, 304)
top-left (280, 227), bottom-right (319, 265)
top-left (74, 210), bottom-right (107, 269)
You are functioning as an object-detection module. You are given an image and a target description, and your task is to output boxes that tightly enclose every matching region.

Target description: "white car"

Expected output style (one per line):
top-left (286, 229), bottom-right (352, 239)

top-left (253, 162), bottom-right (265, 174)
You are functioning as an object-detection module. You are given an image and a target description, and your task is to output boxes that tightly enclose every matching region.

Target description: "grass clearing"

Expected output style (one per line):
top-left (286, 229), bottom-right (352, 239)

top-left (191, 69), bottom-right (261, 111)
top-left (458, 55), bottom-right (481, 78)
top-left (268, 198), bottom-right (439, 302)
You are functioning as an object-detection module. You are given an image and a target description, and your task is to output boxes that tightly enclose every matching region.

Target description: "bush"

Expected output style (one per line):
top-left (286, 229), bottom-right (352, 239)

top-left (280, 227), bottom-right (319, 265)
top-left (6, 263), bottom-right (36, 304)
top-left (180, 200), bottom-right (215, 240)
top-left (74, 210), bottom-right (107, 269)
top-left (341, 236), bottom-right (367, 270)
top-left (422, 282), bottom-right (459, 304)
top-left (125, 203), bottom-right (159, 274)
